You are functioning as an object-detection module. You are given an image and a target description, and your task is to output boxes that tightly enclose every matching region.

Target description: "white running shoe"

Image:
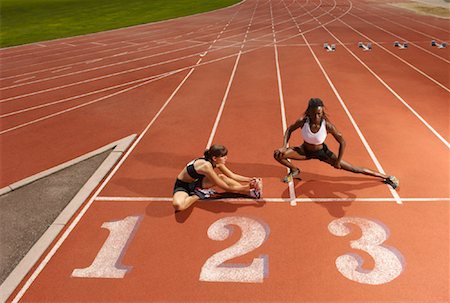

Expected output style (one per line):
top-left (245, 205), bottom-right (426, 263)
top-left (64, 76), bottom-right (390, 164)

top-left (250, 188), bottom-right (261, 199)
top-left (194, 188), bottom-right (217, 199)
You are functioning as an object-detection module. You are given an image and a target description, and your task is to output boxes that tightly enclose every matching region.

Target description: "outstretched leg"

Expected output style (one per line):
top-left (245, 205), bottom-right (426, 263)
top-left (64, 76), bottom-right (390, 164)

top-left (203, 174), bottom-right (258, 196)
top-left (324, 156), bottom-right (399, 189)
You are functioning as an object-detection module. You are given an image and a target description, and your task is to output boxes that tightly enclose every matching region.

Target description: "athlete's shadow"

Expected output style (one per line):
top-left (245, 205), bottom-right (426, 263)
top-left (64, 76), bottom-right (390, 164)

top-left (174, 197), bottom-right (266, 224)
top-left (143, 193), bottom-right (265, 223)
top-left (282, 173), bottom-right (382, 218)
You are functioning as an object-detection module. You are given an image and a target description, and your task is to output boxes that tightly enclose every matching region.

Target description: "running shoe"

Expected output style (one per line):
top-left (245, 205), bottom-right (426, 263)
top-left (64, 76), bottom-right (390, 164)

top-left (249, 188), bottom-right (262, 199)
top-left (384, 176), bottom-right (399, 189)
top-left (252, 178), bottom-right (263, 190)
top-left (282, 169), bottom-right (301, 183)
top-left (194, 187), bottom-right (217, 199)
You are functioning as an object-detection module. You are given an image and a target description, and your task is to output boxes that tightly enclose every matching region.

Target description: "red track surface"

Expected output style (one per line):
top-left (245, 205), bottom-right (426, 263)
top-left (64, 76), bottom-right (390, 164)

top-left (1, 0), bottom-right (449, 301)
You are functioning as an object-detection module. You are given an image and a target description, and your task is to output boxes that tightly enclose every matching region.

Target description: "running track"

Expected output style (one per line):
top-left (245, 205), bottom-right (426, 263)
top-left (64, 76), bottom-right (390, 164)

top-left (1, 0), bottom-right (449, 301)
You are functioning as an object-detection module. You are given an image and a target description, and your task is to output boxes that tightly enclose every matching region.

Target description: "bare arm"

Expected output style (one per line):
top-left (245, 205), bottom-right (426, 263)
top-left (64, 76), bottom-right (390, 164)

top-left (216, 163), bottom-right (252, 182)
top-left (201, 163), bottom-right (250, 191)
top-left (327, 121), bottom-right (346, 168)
top-left (282, 118), bottom-right (304, 148)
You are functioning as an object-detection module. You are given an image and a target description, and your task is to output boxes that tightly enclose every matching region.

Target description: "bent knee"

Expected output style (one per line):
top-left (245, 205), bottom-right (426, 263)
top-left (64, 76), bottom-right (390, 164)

top-left (273, 150), bottom-right (283, 160)
top-left (172, 199), bottom-right (186, 211)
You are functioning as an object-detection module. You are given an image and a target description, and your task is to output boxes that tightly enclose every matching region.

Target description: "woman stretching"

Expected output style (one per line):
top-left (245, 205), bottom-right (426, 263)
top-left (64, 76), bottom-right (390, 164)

top-left (273, 98), bottom-right (399, 189)
top-left (173, 144), bottom-right (263, 212)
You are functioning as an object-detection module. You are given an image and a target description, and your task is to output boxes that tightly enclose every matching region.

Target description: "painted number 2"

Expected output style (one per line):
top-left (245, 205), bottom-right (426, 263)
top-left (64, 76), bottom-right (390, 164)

top-left (199, 216), bottom-right (269, 283)
top-left (328, 217), bottom-right (404, 285)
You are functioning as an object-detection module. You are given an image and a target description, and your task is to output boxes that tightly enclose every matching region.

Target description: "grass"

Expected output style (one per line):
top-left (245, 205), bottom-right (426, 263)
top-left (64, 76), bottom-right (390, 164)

top-left (391, 2), bottom-right (450, 19)
top-left (0, 0), bottom-right (241, 48)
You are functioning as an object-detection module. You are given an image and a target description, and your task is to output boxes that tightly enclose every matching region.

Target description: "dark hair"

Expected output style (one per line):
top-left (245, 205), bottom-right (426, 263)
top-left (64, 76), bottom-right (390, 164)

top-left (304, 98), bottom-right (328, 121)
top-left (204, 144), bottom-right (228, 160)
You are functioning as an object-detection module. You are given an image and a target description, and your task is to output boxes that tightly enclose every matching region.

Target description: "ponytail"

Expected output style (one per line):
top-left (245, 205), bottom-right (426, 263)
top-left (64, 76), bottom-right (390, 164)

top-left (204, 144), bottom-right (228, 160)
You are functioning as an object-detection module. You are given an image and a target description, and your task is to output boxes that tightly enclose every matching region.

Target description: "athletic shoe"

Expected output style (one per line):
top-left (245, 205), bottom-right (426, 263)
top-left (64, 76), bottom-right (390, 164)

top-left (249, 188), bottom-right (261, 199)
top-left (254, 178), bottom-right (263, 197)
top-left (384, 176), bottom-right (399, 189)
top-left (282, 169), bottom-right (301, 183)
top-left (194, 187), bottom-right (217, 199)
top-left (252, 178), bottom-right (263, 190)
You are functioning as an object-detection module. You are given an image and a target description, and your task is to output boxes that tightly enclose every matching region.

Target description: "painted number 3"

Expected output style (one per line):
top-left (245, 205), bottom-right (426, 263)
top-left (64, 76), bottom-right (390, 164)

top-left (328, 217), bottom-right (404, 285)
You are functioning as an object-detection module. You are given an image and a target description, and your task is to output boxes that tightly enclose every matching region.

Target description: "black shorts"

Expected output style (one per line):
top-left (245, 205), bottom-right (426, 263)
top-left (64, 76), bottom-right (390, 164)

top-left (293, 143), bottom-right (335, 162)
top-left (173, 178), bottom-right (203, 195)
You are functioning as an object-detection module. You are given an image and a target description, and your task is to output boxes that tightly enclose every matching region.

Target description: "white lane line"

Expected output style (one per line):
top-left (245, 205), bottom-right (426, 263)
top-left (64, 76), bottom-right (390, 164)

top-left (351, 5), bottom-right (450, 54)
top-left (340, 7), bottom-right (450, 64)
top-left (270, 0), bottom-right (297, 206)
top-left (51, 66), bottom-right (72, 73)
top-left (1, 3), bottom-right (350, 133)
top-left (283, 0), bottom-right (403, 205)
top-left (206, 0), bottom-right (260, 148)
top-left (368, 2), bottom-right (450, 34)
top-left (317, 3), bottom-right (450, 148)
top-left (0, 71), bottom-right (180, 134)
top-left (0, 135), bottom-right (136, 302)
top-left (10, 5), bottom-right (248, 301)
top-left (0, 6), bottom-right (244, 120)
top-left (94, 196), bottom-right (450, 203)
top-left (0, 0), bottom-right (323, 92)
top-left (12, 76), bottom-right (35, 84)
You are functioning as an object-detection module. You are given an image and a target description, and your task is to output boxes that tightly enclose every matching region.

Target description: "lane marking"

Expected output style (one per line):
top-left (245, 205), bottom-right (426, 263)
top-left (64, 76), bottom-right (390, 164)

top-left (0, 0), bottom-right (327, 95)
top-left (0, 134), bottom-right (136, 303)
top-left (1, 4), bottom-right (346, 134)
top-left (206, 0), bottom-right (259, 148)
top-left (94, 196), bottom-right (450, 203)
top-left (283, 0), bottom-right (403, 205)
top-left (9, 4), bottom-right (249, 301)
top-left (270, 0), bottom-right (297, 206)
top-left (349, 6), bottom-right (450, 63)
top-left (315, 3), bottom-right (450, 149)
top-left (335, 8), bottom-right (450, 81)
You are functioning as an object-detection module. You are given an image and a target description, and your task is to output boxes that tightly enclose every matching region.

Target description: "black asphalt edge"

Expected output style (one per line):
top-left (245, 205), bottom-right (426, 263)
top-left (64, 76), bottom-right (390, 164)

top-left (0, 134), bottom-right (137, 303)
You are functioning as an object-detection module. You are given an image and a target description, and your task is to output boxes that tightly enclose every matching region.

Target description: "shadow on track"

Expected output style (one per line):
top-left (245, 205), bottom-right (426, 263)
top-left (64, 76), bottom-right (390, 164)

top-left (281, 173), bottom-right (382, 218)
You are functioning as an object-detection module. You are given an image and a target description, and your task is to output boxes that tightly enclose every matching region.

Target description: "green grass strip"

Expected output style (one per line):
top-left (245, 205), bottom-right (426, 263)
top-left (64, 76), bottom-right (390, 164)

top-left (0, 0), bottom-right (241, 48)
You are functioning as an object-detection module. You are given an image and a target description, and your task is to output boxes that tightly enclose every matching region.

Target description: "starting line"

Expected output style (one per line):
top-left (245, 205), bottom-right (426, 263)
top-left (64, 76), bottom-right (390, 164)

top-left (95, 196), bottom-right (450, 203)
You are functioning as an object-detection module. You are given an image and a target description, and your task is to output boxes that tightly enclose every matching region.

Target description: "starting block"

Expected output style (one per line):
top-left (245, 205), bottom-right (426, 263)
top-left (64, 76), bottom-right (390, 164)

top-left (394, 41), bottom-right (408, 49)
top-left (431, 40), bottom-right (447, 49)
top-left (323, 42), bottom-right (336, 52)
top-left (358, 41), bottom-right (372, 51)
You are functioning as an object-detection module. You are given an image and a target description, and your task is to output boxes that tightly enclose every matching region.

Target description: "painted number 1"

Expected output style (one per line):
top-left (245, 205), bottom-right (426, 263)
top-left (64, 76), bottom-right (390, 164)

top-left (328, 217), bottom-right (404, 285)
top-left (72, 215), bottom-right (142, 278)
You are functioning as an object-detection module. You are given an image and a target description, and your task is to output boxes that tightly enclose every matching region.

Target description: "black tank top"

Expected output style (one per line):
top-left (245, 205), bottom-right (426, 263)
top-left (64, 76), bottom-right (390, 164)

top-left (186, 158), bottom-right (213, 179)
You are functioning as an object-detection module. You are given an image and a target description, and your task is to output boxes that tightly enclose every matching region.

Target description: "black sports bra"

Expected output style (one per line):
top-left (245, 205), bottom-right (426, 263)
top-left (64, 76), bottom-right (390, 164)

top-left (186, 158), bottom-right (214, 179)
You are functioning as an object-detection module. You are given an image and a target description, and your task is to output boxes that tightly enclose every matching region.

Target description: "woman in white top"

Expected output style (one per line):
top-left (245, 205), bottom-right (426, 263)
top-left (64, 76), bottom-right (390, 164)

top-left (273, 98), bottom-right (399, 189)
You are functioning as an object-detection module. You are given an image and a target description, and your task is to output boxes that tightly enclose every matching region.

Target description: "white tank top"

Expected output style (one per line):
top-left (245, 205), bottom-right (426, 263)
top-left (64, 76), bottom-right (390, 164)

top-left (301, 118), bottom-right (327, 144)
